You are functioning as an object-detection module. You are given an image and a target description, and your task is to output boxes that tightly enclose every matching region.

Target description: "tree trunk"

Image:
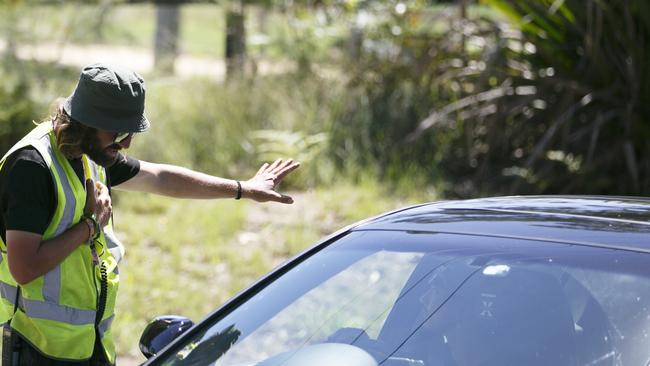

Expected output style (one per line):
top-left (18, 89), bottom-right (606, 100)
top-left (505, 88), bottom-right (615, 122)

top-left (154, 3), bottom-right (180, 75)
top-left (459, 0), bottom-right (468, 62)
top-left (226, 1), bottom-right (246, 79)
top-left (93, 0), bottom-right (113, 41)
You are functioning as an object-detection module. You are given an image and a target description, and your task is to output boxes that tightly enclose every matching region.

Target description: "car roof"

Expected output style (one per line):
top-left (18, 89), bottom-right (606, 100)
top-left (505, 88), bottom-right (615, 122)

top-left (353, 196), bottom-right (650, 253)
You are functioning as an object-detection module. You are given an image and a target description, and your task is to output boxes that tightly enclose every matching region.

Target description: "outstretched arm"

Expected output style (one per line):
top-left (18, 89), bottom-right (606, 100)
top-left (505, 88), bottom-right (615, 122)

top-left (114, 158), bottom-right (300, 204)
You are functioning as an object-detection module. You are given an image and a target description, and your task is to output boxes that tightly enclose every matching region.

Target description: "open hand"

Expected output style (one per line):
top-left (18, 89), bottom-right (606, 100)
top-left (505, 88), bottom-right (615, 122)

top-left (243, 159), bottom-right (300, 204)
top-left (84, 180), bottom-right (112, 227)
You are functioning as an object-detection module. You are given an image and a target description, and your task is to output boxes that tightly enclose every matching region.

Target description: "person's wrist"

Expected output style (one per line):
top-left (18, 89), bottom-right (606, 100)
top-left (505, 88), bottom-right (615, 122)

top-left (82, 217), bottom-right (95, 242)
top-left (83, 214), bottom-right (100, 241)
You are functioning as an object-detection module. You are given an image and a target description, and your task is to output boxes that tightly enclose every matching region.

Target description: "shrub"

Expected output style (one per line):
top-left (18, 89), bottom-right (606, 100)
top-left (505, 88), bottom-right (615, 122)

top-left (331, 0), bottom-right (650, 196)
top-left (0, 67), bottom-right (39, 157)
top-left (129, 74), bottom-right (342, 188)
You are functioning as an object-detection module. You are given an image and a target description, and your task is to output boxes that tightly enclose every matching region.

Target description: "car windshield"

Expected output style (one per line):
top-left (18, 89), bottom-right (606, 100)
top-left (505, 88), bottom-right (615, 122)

top-left (158, 230), bottom-right (650, 366)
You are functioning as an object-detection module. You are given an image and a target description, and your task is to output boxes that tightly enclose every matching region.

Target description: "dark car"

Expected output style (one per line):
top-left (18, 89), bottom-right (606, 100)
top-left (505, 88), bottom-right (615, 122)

top-left (140, 196), bottom-right (650, 366)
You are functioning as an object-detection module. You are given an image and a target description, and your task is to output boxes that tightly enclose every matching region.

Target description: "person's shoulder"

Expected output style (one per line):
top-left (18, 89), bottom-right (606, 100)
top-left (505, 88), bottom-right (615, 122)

top-left (106, 152), bottom-right (140, 186)
top-left (113, 152), bottom-right (140, 168)
top-left (6, 147), bottom-right (47, 170)
top-left (4, 147), bottom-right (51, 193)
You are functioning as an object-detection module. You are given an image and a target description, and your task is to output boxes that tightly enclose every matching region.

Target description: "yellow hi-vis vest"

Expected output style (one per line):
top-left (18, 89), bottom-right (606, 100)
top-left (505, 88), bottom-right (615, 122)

top-left (0, 123), bottom-right (125, 363)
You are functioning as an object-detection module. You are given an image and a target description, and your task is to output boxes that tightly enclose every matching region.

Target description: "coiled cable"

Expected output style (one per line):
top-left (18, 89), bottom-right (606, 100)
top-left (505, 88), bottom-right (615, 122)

top-left (95, 262), bottom-right (108, 327)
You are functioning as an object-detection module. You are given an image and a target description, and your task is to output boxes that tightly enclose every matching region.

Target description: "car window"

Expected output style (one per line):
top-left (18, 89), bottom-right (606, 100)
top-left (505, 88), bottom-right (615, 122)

top-left (216, 250), bottom-right (421, 364)
top-left (157, 231), bottom-right (650, 366)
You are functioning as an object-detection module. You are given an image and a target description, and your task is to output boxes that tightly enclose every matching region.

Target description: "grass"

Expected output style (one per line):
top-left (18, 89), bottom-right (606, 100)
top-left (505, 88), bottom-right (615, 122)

top-left (112, 182), bottom-right (435, 361)
top-left (113, 192), bottom-right (248, 360)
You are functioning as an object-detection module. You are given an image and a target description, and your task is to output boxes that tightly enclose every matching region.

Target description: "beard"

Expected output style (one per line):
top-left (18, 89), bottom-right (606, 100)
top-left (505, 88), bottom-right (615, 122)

top-left (80, 131), bottom-right (120, 167)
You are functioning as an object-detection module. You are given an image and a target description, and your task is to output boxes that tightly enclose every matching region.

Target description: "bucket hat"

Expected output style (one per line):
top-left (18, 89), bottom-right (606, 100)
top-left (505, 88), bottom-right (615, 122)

top-left (63, 63), bottom-right (150, 133)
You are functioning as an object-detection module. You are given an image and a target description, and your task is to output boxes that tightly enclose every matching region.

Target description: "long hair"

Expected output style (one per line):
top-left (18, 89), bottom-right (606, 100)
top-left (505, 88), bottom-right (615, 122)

top-left (50, 102), bottom-right (97, 159)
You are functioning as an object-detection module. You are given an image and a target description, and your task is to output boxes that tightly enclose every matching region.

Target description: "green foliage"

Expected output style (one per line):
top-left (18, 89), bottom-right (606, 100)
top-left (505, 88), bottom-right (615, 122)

top-left (130, 74), bottom-right (342, 187)
top-left (261, 6), bottom-right (345, 71)
top-left (251, 129), bottom-right (330, 187)
top-left (334, 0), bottom-right (650, 196)
top-left (449, 0), bottom-right (650, 195)
top-left (251, 130), bottom-right (328, 162)
top-left (0, 60), bottom-right (77, 157)
top-left (0, 73), bottom-right (37, 157)
top-left (331, 2), bottom-right (499, 188)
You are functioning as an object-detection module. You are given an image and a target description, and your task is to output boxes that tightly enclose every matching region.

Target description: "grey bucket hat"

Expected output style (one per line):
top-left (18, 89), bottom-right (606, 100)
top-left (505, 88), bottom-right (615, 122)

top-left (63, 63), bottom-right (150, 133)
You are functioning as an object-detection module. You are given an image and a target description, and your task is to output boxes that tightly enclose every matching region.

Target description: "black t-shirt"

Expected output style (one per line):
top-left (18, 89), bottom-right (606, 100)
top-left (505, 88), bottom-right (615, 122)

top-left (0, 147), bottom-right (140, 243)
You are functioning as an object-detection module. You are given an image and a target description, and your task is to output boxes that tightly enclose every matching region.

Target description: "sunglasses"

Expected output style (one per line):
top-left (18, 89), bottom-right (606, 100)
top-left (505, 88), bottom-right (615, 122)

top-left (113, 132), bottom-right (133, 144)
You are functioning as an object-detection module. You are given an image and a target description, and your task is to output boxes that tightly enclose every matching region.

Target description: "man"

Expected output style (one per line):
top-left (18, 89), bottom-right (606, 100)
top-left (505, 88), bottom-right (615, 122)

top-left (0, 63), bottom-right (299, 365)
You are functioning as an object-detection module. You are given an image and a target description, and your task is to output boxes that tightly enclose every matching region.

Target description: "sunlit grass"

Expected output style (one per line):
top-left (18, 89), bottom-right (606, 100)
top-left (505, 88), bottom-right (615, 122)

top-left (180, 4), bottom-right (225, 58)
top-left (113, 192), bottom-right (248, 360)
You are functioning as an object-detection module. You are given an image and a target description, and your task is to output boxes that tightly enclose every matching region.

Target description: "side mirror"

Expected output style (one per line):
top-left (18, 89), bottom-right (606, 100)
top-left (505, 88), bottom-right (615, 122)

top-left (139, 315), bottom-right (194, 358)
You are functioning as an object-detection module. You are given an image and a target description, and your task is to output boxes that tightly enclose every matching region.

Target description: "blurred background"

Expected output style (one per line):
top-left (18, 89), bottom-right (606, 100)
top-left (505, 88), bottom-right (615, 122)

top-left (1, 0), bottom-right (648, 362)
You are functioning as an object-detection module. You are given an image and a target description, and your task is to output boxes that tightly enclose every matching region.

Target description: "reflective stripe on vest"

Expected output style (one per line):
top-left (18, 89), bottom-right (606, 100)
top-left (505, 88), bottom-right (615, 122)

top-left (0, 282), bottom-right (96, 325)
top-left (41, 133), bottom-right (76, 304)
top-left (99, 314), bottom-right (115, 337)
